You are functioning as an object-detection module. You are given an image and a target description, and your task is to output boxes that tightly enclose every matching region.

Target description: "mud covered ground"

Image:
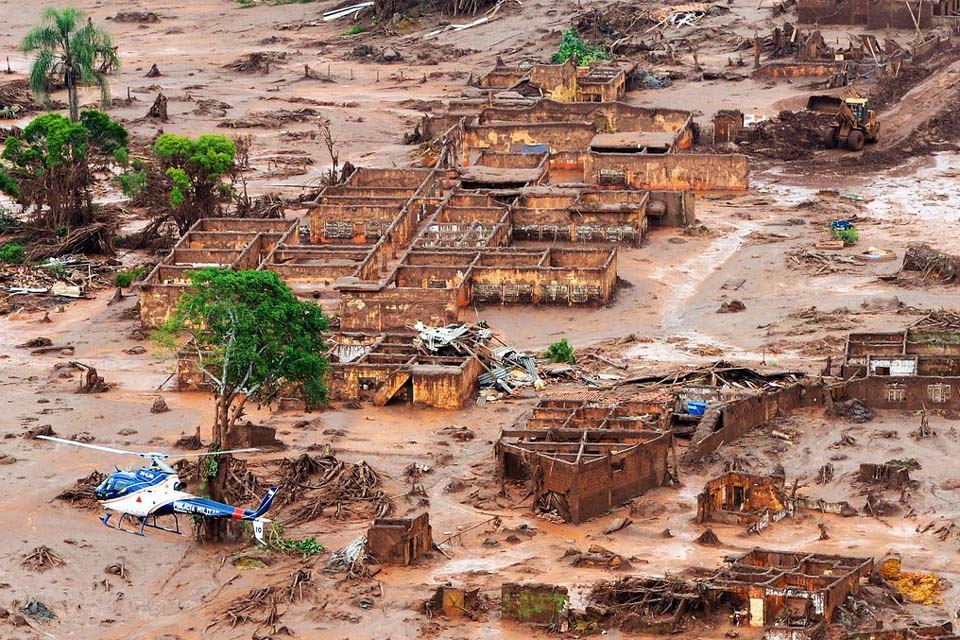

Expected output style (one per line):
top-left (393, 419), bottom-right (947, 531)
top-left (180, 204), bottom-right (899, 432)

top-left (2, 1), bottom-right (960, 639)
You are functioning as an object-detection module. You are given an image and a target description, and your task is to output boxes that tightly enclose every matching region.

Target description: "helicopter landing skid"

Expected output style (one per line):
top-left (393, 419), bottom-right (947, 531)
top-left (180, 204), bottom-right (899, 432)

top-left (101, 512), bottom-right (183, 538)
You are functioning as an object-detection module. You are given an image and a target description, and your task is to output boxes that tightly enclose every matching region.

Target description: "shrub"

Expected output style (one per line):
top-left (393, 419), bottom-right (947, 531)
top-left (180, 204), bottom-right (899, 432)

top-left (117, 170), bottom-right (147, 198)
top-left (830, 225), bottom-right (859, 246)
top-left (551, 29), bottom-right (609, 66)
top-left (546, 338), bottom-right (576, 364)
top-left (265, 523), bottom-right (324, 558)
top-left (0, 242), bottom-right (25, 264)
top-left (115, 267), bottom-right (147, 288)
top-left (342, 24), bottom-right (366, 36)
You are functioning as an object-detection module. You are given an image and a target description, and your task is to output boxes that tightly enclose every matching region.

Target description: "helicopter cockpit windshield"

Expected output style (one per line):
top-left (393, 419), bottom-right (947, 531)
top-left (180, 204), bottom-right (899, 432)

top-left (95, 474), bottom-right (135, 500)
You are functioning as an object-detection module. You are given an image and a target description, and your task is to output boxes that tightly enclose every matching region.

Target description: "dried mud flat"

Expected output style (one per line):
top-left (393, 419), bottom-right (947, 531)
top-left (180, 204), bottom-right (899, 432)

top-left (2, 1), bottom-right (960, 639)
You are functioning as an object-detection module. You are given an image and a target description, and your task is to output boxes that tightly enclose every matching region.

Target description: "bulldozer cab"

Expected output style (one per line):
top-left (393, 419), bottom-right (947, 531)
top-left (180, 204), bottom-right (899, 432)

top-left (845, 98), bottom-right (869, 125)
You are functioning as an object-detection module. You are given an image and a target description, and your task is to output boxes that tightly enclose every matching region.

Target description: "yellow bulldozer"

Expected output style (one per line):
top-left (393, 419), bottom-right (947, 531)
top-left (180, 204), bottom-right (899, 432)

top-left (806, 94), bottom-right (880, 151)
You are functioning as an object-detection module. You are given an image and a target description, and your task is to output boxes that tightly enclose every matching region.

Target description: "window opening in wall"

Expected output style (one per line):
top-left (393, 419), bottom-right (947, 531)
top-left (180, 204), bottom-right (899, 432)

top-left (884, 384), bottom-right (905, 403)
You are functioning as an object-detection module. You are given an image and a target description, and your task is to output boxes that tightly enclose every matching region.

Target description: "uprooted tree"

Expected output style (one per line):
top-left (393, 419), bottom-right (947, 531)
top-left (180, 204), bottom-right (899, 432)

top-left (22, 7), bottom-right (120, 122)
top-left (0, 110), bottom-right (128, 232)
top-left (157, 268), bottom-right (329, 540)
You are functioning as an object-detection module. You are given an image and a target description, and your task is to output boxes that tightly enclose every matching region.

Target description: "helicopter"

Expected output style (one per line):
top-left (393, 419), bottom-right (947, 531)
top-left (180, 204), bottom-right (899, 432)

top-left (38, 435), bottom-right (278, 544)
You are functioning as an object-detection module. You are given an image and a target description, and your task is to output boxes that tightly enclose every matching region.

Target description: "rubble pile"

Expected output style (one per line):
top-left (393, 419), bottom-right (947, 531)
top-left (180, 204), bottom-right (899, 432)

top-left (55, 471), bottom-right (107, 510)
top-left (587, 576), bottom-right (704, 632)
top-left (1, 254), bottom-right (117, 310)
top-left (413, 322), bottom-right (543, 396)
top-left (739, 110), bottom-right (835, 161)
top-left (902, 243), bottom-right (960, 282)
top-left (275, 450), bottom-right (393, 525)
top-left (21, 545), bottom-right (65, 573)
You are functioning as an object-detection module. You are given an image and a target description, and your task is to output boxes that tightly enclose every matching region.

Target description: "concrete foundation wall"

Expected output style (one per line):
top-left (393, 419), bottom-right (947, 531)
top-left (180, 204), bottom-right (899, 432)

top-left (844, 376), bottom-right (960, 411)
top-left (411, 358), bottom-right (483, 409)
top-left (464, 122), bottom-right (598, 162)
top-left (339, 287), bottom-right (460, 332)
top-left (585, 153), bottom-right (749, 191)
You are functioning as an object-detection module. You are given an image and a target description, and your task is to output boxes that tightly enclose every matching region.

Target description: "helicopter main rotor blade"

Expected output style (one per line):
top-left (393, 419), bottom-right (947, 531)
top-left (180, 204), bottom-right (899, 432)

top-left (36, 435), bottom-right (142, 457)
top-left (37, 436), bottom-right (260, 461)
top-left (174, 448), bottom-right (261, 458)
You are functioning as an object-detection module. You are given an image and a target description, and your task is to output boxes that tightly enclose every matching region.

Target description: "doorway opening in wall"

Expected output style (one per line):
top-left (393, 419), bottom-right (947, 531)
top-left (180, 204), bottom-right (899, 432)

top-left (874, 366), bottom-right (891, 376)
top-left (733, 485), bottom-right (746, 509)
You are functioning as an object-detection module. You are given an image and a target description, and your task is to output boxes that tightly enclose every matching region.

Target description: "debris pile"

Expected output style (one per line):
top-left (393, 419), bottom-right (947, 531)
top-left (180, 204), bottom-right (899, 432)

top-left (21, 546), bottom-right (65, 573)
top-left (111, 11), bottom-right (160, 23)
top-left (739, 110), bottom-right (835, 161)
top-left (412, 322), bottom-right (543, 395)
top-left (273, 451), bottom-right (393, 525)
top-left (829, 398), bottom-right (873, 423)
top-left (787, 247), bottom-right (865, 275)
top-left (72, 362), bottom-right (111, 393)
top-left (587, 576), bottom-right (704, 632)
top-left (902, 243), bottom-right (960, 282)
top-left (223, 51), bottom-right (288, 74)
top-left (0, 78), bottom-right (43, 116)
top-left (326, 535), bottom-right (372, 578)
top-left (219, 586), bottom-right (284, 629)
top-left (565, 544), bottom-right (631, 570)
top-left (1, 254), bottom-right (117, 310)
top-left (55, 470), bottom-right (106, 509)
top-left (218, 108), bottom-right (321, 129)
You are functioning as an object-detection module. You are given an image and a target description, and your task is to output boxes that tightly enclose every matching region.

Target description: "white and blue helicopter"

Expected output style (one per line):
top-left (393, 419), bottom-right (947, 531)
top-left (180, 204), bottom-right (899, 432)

top-left (38, 435), bottom-right (278, 544)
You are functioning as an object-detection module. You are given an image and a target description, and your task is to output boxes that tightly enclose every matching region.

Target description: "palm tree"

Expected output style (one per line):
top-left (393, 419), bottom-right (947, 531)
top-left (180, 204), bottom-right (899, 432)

top-left (22, 8), bottom-right (120, 122)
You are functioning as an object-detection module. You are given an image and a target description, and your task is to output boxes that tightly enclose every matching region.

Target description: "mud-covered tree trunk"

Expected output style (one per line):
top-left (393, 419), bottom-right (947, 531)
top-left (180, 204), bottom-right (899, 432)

top-left (201, 452), bottom-right (231, 542)
top-left (199, 389), bottom-right (247, 542)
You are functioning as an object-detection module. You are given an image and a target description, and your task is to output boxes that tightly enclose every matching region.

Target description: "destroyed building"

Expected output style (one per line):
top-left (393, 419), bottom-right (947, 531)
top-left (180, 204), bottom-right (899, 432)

top-left (697, 472), bottom-right (789, 527)
top-left (139, 218), bottom-right (297, 328)
top-left (180, 322), bottom-right (537, 409)
top-left (796, 0), bottom-right (950, 28)
top-left (478, 57), bottom-right (631, 103)
top-left (624, 363), bottom-right (823, 462)
top-left (697, 472), bottom-right (856, 533)
top-left (842, 321), bottom-right (960, 411)
top-left (424, 97), bottom-right (748, 192)
top-left (496, 426), bottom-right (675, 523)
top-left (366, 512), bottom-right (432, 565)
top-left (705, 549), bottom-right (873, 634)
top-left (521, 393), bottom-right (675, 433)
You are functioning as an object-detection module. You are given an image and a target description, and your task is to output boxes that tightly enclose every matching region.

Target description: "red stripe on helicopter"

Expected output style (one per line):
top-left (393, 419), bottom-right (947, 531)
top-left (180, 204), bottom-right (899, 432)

top-left (232, 507), bottom-right (244, 520)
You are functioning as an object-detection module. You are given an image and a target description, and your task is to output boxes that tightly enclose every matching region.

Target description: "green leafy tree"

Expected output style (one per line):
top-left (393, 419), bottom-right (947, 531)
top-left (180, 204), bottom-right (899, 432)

top-left (550, 29), bottom-right (610, 66)
top-left (159, 268), bottom-right (329, 448)
top-left (153, 133), bottom-right (238, 233)
top-left (158, 268), bottom-right (329, 541)
top-left (22, 7), bottom-right (120, 122)
top-left (0, 110), bottom-right (128, 230)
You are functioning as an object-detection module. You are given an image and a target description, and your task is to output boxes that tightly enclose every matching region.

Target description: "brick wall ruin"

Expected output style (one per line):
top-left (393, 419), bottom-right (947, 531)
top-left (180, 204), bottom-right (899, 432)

top-left (706, 549), bottom-right (873, 629)
top-left (139, 218), bottom-right (297, 328)
top-left (497, 428), bottom-right (674, 523)
top-left (366, 513), bottom-right (433, 565)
